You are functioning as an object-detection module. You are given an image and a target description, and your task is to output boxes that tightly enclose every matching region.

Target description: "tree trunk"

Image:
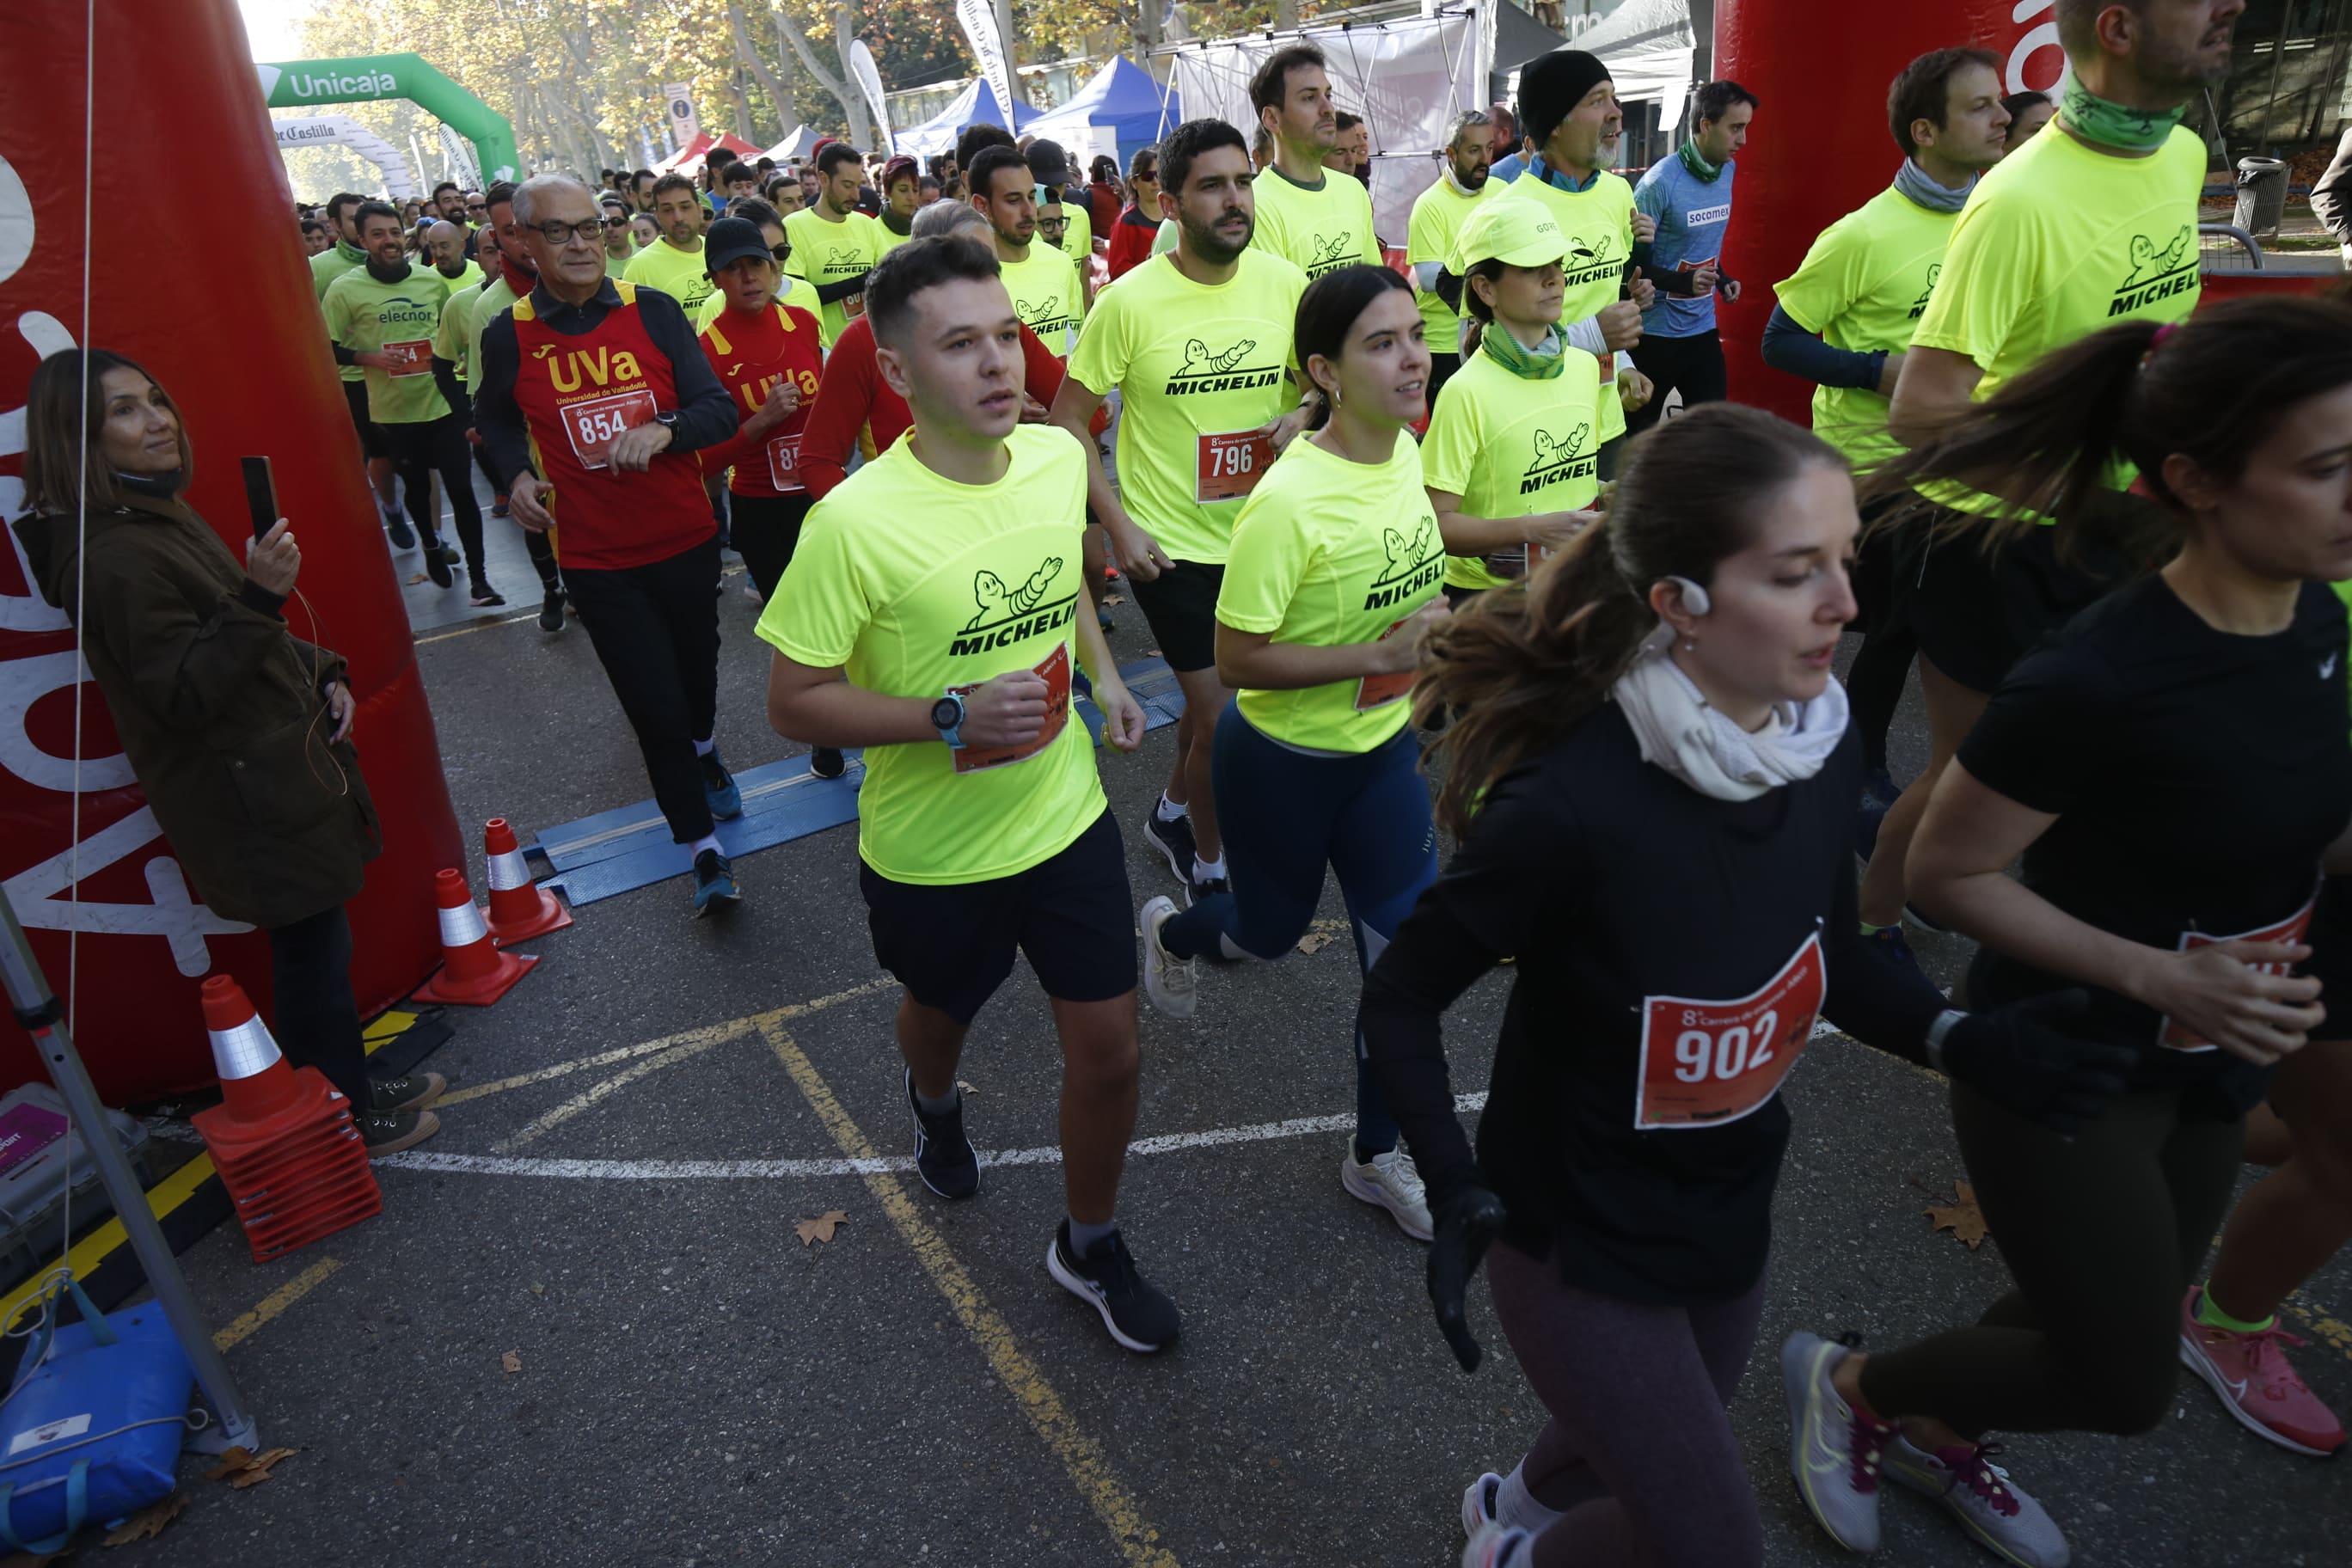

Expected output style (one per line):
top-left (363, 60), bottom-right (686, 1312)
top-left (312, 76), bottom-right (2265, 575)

top-left (727, 1), bottom-right (800, 144)
top-left (753, 0), bottom-right (871, 147)
top-left (1276, 0), bottom-right (1300, 28)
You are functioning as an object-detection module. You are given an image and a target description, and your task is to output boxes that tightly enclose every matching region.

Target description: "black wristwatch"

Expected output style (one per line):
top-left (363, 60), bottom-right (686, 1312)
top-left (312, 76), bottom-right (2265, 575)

top-left (930, 693), bottom-right (966, 749)
top-left (653, 411), bottom-right (682, 433)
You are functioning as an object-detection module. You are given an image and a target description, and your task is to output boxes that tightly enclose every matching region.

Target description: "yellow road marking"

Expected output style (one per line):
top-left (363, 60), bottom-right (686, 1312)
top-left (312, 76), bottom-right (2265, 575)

top-left (213, 1259), bottom-right (343, 1352)
top-left (0, 1153), bottom-right (218, 1333)
top-left (760, 1019), bottom-right (1179, 1567)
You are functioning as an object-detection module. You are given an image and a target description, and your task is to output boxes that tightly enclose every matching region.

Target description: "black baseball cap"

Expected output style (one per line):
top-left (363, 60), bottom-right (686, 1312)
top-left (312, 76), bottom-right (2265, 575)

top-left (703, 216), bottom-right (773, 274)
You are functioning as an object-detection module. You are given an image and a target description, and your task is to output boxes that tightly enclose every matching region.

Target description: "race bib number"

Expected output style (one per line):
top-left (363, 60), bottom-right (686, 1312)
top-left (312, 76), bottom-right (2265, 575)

top-left (383, 338), bottom-right (432, 377)
top-left (2158, 897), bottom-right (2317, 1051)
top-left (1634, 933), bottom-right (1825, 1130)
top-left (1597, 352), bottom-right (1614, 386)
top-left (562, 389), bottom-right (658, 470)
top-left (765, 434), bottom-right (803, 492)
top-left (842, 291), bottom-right (866, 320)
top-left (947, 642), bottom-right (1071, 775)
top-left (1353, 619), bottom-right (1418, 712)
top-left (1196, 430), bottom-right (1275, 504)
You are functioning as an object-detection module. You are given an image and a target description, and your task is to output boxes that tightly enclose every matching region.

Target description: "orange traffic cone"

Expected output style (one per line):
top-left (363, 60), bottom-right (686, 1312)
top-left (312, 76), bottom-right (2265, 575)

top-left (191, 976), bottom-right (381, 1262)
top-left (482, 818), bottom-right (572, 946)
top-left (415, 867), bottom-right (537, 1005)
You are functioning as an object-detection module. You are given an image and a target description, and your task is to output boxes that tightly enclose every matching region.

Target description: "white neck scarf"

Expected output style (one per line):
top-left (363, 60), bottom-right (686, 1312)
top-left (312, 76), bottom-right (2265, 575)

top-left (1610, 634), bottom-right (1849, 801)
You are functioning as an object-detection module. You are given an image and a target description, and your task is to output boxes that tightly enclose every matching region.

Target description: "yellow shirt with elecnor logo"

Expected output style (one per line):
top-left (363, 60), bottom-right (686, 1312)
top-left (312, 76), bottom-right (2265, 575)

top-left (781, 207), bottom-right (890, 348)
top-left (756, 423), bottom-right (1106, 885)
top-left (1420, 344), bottom-right (1603, 591)
top-left (1066, 248), bottom-right (1307, 565)
top-left (694, 272), bottom-right (820, 332)
top-left (321, 264), bottom-right (455, 425)
top-left (1218, 431), bottom-right (1446, 753)
top-left (1494, 175), bottom-right (1637, 441)
top-left (1773, 185), bottom-right (1956, 473)
top-left (1250, 164), bottom-right (1380, 281)
top-left (999, 245), bottom-right (1084, 357)
top-left (1406, 175), bottom-right (1494, 354)
top-left (622, 237), bottom-right (718, 320)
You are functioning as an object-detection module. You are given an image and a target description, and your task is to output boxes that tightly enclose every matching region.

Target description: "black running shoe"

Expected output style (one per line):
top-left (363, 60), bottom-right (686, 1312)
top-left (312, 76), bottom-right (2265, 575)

top-left (537, 587), bottom-right (566, 633)
top-left (1142, 808), bottom-right (1197, 885)
top-left (1184, 872), bottom-right (1228, 909)
top-left (384, 511), bottom-right (416, 550)
top-left (904, 1068), bottom-right (979, 1199)
top-left (1046, 1222), bottom-right (1180, 1353)
top-left (469, 576), bottom-right (506, 608)
top-left (421, 541), bottom-right (454, 589)
top-left (810, 746), bottom-right (847, 781)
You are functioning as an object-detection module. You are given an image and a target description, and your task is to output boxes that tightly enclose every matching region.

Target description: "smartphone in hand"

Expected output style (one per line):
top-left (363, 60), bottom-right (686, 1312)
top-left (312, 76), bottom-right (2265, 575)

top-left (240, 456), bottom-right (278, 541)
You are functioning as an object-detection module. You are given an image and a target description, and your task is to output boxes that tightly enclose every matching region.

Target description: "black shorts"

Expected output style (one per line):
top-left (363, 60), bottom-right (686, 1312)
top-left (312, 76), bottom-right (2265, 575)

top-left (1900, 511), bottom-right (2131, 694)
top-left (2303, 877), bottom-right (2352, 1038)
top-left (1127, 558), bottom-right (1225, 674)
top-left (342, 379), bottom-right (388, 460)
top-left (859, 808), bottom-right (1136, 1026)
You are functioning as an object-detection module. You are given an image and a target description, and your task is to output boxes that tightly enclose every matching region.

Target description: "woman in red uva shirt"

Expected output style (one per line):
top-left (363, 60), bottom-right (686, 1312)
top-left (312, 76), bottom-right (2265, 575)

top-left (1359, 406), bottom-right (2132, 1568)
top-left (695, 214), bottom-right (833, 774)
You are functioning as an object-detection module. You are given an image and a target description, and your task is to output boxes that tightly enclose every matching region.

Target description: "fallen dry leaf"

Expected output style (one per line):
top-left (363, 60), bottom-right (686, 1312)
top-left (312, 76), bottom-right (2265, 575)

top-left (202, 1447), bottom-right (253, 1481)
top-left (501, 1350), bottom-right (523, 1375)
top-left (1296, 931), bottom-right (1335, 954)
top-left (224, 1448), bottom-right (297, 1489)
top-left (1926, 1182), bottom-right (1990, 1249)
top-left (796, 1209), bottom-right (850, 1246)
top-left (405, 572), bottom-right (428, 585)
top-left (103, 1493), bottom-right (187, 1545)
top-left (956, 1080), bottom-right (977, 1096)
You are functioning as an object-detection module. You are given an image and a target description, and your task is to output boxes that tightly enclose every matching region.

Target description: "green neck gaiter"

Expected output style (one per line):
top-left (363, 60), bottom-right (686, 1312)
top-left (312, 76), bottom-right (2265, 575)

top-left (1676, 139), bottom-right (1724, 183)
top-left (1479, 322), bottom-right (1567, 380)
top-left (2059, 77), bottom-right (2185, 154)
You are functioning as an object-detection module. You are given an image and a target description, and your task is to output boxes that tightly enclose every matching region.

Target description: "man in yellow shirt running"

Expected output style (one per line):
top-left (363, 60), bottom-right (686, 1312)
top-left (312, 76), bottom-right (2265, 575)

top-left (1246, 45), bottom-right (1380, 282)
top-left (623, 174), bottom-right (719, 319)
top-left (1407, 109), bottom-right (1499, 405)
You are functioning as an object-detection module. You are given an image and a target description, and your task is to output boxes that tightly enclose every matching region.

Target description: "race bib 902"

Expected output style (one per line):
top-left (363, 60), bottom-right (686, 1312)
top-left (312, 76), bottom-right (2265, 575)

top-left (2158, 897), bottom-right (2317, 1051)
top-left (1634, 933), bottom-right (1825, 1130)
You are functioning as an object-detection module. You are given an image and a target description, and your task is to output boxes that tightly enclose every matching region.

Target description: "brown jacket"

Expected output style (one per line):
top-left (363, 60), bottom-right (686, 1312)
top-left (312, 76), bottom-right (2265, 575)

top-left (12, 494), bottom-right (380, 928)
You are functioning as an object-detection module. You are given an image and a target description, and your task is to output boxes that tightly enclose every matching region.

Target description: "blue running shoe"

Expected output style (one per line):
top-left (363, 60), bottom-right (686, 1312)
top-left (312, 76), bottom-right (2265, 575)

top-left (691, 848), bottom-right (740, 916)
top-left (700, 746), bottom-right (743, 821)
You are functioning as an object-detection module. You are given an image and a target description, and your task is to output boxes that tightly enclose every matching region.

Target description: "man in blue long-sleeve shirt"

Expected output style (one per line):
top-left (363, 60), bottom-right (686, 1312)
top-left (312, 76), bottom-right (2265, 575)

top-left (1626, 81), bottom-right (1756, 436)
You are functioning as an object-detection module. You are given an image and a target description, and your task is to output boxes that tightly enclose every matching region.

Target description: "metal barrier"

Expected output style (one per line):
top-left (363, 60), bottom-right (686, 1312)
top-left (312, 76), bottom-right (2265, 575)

top-left (2199, 222), bottom-right (2267, 270)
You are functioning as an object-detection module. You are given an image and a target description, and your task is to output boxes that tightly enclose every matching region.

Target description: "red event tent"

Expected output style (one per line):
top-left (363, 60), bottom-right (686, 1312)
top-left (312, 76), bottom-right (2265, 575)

top-left (652, 131), bottom-right (763, 175)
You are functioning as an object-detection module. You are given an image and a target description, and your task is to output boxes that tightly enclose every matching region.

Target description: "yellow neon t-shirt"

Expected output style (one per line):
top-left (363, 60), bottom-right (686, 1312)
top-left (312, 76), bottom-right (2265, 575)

top-left (312, 242), bottom-right (366, 383)
top-left (782, 207), bottom-right (889, 348)
top-left (1420, 343), bottom-right (1602, 591)
top-left (1000, 244), bottom-right (1084, 357)
top-left (463, 275), bottom-right (524, 398)
top-left (693, 272), bottom-right (820, 333)
top-left (321, 264), bottom-right (454, 426)
top-left (1058, 203), bottom-right (1093, 265)
top-left (1068, 249), bottom-right (1304, 565)
top-left (1250, 165), bottom-right (1380, 280)
top-left (1406, 176), bottom-right (1494, 354)
top-left (1495, 175), bottom-right (1636, 441)
top-left (436, 279), bottom-right (481, 377)
top-left (428, 259), bottom-right (484, 297)
top-left (1218, 431), bottom-right (1446, 753)
top-left (756, 423), bottom-right (1107, 885)
top-left (623, 236), bottom-right (717, 319)
top-left (1773, 185), bottom-right (1956, 472)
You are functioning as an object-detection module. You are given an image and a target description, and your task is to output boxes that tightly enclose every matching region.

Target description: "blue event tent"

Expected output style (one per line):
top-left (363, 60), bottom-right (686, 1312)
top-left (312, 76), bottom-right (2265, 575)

top-left (1021, 54), bottom-right (1180, 163)
top-left (895, 77), bottom-right (1032, 158)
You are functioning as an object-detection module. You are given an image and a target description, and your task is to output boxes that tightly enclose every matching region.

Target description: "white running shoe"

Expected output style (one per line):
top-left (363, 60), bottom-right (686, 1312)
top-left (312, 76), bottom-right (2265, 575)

top-left (1460, 1522), bottom-right (1530, 1568)
top-left (1140, 895), bottom-right (1196, 1019)
top-left (1885, 1435), bottom-right (2071, 1568)
top-left (1461, 1473), bottom-right (1503, 1537)
top-left (1781, 1331), bottom-right (1896, 1553)
top-left (1340, 1141), bottom-right (1433, 1240)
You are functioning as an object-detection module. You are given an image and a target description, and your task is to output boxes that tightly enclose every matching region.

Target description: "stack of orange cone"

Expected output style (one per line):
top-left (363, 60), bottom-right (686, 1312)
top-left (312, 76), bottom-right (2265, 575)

top-left (415, 867), bottom-right (537, 1005)
top-left (482, 818), bottom-right (572, 946)
top-left (190, 976), bottom-right (381, 1262)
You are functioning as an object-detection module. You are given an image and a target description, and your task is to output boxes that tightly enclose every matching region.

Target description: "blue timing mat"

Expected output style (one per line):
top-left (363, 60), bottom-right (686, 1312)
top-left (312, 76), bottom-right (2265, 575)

top-left (526, 656), bottom-right (1184, 906)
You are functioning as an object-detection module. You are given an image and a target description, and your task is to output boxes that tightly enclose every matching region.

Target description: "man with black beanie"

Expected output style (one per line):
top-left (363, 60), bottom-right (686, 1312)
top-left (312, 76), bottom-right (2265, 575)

top-left (1496, 49), bottom-right (1657, 479)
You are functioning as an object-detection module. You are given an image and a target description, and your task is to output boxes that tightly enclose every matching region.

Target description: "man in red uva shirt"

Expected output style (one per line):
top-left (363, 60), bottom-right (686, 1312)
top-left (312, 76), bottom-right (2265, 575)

top-left (475, 175), bottom-right (752, 916)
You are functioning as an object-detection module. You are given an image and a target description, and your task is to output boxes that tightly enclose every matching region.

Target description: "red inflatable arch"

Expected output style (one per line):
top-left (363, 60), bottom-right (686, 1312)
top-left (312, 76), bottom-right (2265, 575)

top-left (0, 1), bottom-right (462, 1103)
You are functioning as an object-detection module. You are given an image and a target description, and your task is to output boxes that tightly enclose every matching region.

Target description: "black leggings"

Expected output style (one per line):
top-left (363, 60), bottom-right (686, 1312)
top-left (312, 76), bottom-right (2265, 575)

top-left (1858, 1081), bottom-right (2245, 1438)
top-left (561, 535), bottom-right (723, 844)
top-left (1847, 505), bottom-right (1916, 778)
top-left (380, 413), bottom-right (486, 577)
top-left (267, 905), bottom-right (370, 1111)
top-left (728, 490), bottom-right (815, 603)
top-left (1622, 329), bottom-right (1727, 438)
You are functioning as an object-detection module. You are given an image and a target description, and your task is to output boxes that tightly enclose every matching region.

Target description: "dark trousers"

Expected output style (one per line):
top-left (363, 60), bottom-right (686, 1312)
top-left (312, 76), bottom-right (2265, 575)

top-left (562, 535), bottom-right (723, 844)
top-left (379, 413), bottom-right (485, 577)
top-left (268, 905), bottom-right (370, 1111)
top-left (1859, 1083), bottom-right (2246, 1438)
top-left (1847, 507), bottom-right (1914, 779)
top-left (1425, 351), bottom-right (1462, 410)
top-left (1622, 329), bottom-right (1727, 438)
top-left (729, 490), bottom-right (815, 603)
top-left (472, 438), bottom-right (560, 590)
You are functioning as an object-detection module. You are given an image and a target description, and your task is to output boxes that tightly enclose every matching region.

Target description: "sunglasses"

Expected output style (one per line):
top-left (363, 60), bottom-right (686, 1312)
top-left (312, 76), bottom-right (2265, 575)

top-left (467, 203), bottom-right (488, 214)
top-left (603, 216), bottom-right (630, 227)
top-left (770, 244), bottom-right (792, 262)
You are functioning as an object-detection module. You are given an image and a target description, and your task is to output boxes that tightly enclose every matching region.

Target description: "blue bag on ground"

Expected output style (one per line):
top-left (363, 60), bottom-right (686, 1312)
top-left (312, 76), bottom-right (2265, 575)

top-left (0, 1276), bottom-right (192, 1551)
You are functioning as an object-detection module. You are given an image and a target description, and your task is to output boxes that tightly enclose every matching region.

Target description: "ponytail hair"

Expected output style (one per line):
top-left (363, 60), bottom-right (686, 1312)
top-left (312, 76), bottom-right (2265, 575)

top-left (1865, 296), bottom-right (2352, 562)
top-left (1418, 403), bottom-right (1843, 833)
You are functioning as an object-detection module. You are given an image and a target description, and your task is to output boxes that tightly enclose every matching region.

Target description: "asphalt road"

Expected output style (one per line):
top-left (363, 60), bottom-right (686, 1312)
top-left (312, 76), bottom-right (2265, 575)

top-left (129, 524), bottom-right (2349, 1568)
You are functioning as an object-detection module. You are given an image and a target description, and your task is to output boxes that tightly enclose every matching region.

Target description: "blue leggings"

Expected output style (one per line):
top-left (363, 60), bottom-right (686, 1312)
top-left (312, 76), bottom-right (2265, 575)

top-left (1161, 702), bottom-right (1440, 1149)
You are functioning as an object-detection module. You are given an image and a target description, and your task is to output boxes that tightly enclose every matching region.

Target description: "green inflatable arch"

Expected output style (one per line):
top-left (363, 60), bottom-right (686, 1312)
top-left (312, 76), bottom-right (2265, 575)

top-left (257, 53), bottom-right (520, 185)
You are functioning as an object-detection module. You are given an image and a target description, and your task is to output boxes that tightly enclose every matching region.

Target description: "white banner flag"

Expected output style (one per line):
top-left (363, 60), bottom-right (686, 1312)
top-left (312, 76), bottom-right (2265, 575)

top-left (953, 0), bottom-right (1019, 130)
top-left (661, 82), bottom-right (701, 149)
top-left (848, 39), bottom-right (894, 155)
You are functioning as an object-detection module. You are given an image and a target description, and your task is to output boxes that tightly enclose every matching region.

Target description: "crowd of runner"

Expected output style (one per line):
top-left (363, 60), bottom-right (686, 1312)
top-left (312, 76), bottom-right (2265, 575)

top-left (282, 2), bottom-right (2352, 1560)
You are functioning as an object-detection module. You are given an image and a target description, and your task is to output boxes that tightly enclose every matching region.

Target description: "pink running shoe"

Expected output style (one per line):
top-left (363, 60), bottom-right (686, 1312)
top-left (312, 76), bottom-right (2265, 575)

top-left (2178, 1287), bottom-right (2346, 1457)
